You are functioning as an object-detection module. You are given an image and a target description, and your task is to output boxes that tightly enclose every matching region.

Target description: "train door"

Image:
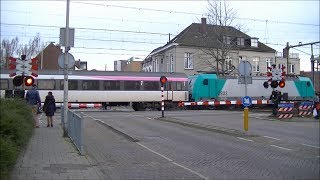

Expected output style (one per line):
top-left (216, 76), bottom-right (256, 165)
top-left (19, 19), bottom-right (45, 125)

top-left (301, 81), bottom-right (313, 98)
top-left (201, 78), bottom-right (215, 100)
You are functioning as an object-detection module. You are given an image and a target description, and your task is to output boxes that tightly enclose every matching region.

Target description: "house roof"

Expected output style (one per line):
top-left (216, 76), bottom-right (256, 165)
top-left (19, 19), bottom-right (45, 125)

top-left (168, 23), bottom-right (276, 52)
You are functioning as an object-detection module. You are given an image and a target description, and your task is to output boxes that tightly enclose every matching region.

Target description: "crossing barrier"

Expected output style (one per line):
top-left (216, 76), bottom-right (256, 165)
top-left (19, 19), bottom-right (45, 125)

top-left (298, 101), bottom-right (314, 117)
top-left (277, 103), bottom-right (294, 119)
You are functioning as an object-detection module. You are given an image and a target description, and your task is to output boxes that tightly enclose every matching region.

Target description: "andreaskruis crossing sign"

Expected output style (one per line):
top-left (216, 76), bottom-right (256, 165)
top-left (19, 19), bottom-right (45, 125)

top-left (9, 57), bottom-right (38, 77)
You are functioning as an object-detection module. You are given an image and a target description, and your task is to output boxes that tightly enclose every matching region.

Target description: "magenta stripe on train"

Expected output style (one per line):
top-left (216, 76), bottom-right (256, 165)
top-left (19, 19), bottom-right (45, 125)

top-left (94, 76), bottom-right (187, 81)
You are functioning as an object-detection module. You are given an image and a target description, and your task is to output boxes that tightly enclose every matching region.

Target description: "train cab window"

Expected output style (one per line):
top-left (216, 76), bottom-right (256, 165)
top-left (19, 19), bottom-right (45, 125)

top-left (203, 79), bottom-right (208, 85)
top-left (103, 80), bottom-right (120, 90)
top-left (124, 81), bottom-right (141, 90)
top-left (82, 80), bottom-right (99, 90)
top-left (60, 80), bottom-right (78, 90)
top-left (144, 81), bottom-right (159, 90)
top-left (306, 81), bottom-right (311, 87)
top-left (38, 80), bottom-right (55, 90)
top-left (0, 79), bottom-right (9, 90)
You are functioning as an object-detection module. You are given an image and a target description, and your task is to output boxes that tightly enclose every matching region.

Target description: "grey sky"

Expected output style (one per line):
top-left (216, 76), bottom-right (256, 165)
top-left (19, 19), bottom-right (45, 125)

top-left (1, 0), bottom-right (319, 71)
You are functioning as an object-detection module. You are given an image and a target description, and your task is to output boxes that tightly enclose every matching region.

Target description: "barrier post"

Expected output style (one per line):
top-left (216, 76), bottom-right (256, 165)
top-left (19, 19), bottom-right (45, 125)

top-left (244, 107), bottom-right (249, 131)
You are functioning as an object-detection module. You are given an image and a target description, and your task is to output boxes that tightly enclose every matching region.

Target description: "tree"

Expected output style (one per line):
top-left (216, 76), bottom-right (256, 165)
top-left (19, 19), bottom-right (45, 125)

top-left (1, 33), bottom-right (44, 68)
top-left (196, 0), bottom-right (245, 76)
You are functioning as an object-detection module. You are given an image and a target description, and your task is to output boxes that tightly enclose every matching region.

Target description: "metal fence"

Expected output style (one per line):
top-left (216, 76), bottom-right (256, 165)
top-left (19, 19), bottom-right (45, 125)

top-left (61, 107), bottom-right (84, 155)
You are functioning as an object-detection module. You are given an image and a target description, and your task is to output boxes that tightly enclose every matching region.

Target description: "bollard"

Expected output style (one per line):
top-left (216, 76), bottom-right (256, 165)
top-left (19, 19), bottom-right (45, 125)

top-left (244, 107), bottom-right (249, 131)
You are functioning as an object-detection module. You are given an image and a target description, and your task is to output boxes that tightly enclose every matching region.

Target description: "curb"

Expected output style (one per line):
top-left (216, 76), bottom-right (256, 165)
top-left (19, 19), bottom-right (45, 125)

top-left (155, 117), bottom-right (258, 138)
top-left (95, 119), bottom-right (140, 142)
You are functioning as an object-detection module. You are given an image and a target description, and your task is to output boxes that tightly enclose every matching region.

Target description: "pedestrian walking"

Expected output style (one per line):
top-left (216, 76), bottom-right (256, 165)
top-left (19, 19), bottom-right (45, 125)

top-left (43, 91), bottom-right (56, 127)
top-left (26, 84), bottom-right (41, 128)
top-left (313, 92), bottom-right (320, 119)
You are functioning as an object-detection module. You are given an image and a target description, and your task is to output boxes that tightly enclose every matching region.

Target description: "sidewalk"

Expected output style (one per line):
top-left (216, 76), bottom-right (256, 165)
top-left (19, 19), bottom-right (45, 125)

top-left (10, 113), bottom-right (103, 180)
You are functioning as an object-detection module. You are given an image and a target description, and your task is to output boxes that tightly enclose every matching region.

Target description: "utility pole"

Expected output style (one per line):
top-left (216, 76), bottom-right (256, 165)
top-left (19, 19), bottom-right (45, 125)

top-left (283, 41), bottom-right (319, 87)
top-left (63, 0), bottom-right (70, 137)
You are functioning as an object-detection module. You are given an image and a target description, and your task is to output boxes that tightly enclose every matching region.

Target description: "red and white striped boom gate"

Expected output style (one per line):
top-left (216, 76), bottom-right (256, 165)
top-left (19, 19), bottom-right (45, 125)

top-left (178, 99), bottom-right (271, 107)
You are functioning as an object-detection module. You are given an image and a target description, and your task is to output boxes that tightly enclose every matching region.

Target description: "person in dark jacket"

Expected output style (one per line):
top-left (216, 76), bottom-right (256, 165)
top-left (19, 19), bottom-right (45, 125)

top-left (26, 84), bottom-right (41, 128)
top-left (43, 91), bottom-right (56, 127)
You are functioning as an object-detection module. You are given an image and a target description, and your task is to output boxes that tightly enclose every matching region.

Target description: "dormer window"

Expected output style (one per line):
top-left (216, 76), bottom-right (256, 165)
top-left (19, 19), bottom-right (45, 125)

top-left (223, 36), bottom-right (231, 45)
top-left (251, 38), bottom-right (258, 47)
top-left (237, 37), bottom-right (245, 46)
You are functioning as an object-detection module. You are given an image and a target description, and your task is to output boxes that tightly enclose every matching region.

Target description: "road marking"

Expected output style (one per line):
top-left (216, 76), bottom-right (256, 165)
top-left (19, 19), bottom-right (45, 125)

top-left (270, 145), bottom-right (292, 151)
top-left (237, 137), bottom-right (253, 142)
top-left (263, 136), bottom-right (281, 140)
top-left (301, 143), bottom-right (320, 149)
top-left (147, 117), bottom-right (152, 120)
top-left (136, 142), bottom-right (208, 180)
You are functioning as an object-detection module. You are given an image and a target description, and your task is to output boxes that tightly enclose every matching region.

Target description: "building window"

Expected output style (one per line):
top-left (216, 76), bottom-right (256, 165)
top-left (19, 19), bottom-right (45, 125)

top-left (289, 64), bottom-right (295, 73)
top-left (266, 58), bottom-right (272, 72)
top-left (166, 56), bottom-right (169, 72)
top-left (253, 57), bottom-right (260, 72)
top-left (237, 37), bottom-right (244, 46)
top-left (184, 52), bottom-right (193, 69)
top-left (251, 38), bottom-right (258, 47)
top-left (170, 54), bottom-right (174, 72)
top-left (155, 59), bottom-right (159, 72)
top-left (278, 64), bottom-right (284, 70)
top-left (223, 36), bottom-right (231, 45)
top-left (239, 56), bottom-right (247, 63)
top-left (225, 56), bottom-right (232, 70)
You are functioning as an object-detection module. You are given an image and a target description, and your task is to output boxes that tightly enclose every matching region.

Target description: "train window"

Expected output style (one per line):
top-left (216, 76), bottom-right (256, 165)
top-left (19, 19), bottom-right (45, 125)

top-left (306, 81), bottom-right (311, 87)
top-left (203, 79), bottom-right (208, 85)
top-left (82, 80), bottom-right (99, 90)
top-left (177, 82), bottom-right (182, 90)
top-left (103, 80), bottom-right (120, 90)
top-left (0, 79), bottom-right (9, 90)
top-left (38, 80), bottom-right (55, 90)
top-left (124, 81), bottom-right (140, 90)
top-left (144, 81), bottom-right (159, 90)
top-left (60, 80), bottom-right (78, 90)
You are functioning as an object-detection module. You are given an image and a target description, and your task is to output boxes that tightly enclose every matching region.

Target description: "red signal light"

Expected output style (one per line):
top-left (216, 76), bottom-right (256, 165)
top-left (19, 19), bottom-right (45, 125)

top-left (271, 81), bottom-right (278, 88)
top-left (160, 76), bottom-right (167, 85)
top-left (279, 81), bottom-right (285, 88)
top-left (24, 76), bottom-right (35, 86)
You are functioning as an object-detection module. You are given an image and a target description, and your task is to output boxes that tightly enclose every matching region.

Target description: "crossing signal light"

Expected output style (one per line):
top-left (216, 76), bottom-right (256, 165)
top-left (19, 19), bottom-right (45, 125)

top-left (263, 81), bottom-right (269, 89)
top-left (13, 76), bottom-right (24, 86)
top-left (279, 81), bottom-right (285, 88)
top-left (160, 76), bottom-right (167, 85)
top-left (271, 81), bottom-right (278, 88)
top-left (24, 76), bottom-right (35, 86)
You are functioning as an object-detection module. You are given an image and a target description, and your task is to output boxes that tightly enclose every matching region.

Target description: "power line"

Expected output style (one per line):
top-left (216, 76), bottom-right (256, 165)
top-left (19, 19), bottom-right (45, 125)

top-left (292, 47), bottom-right (312, 55)
top-left (71, 51), bottom-right (147, 57)
top-left (73, 47), bottom-right (150, 52)
top-left (73, 1), bottom-right (319, 27)
top-left (0, 22), bottom-right (171, 36)
top-left (1, 9), bottom-right (186, 27)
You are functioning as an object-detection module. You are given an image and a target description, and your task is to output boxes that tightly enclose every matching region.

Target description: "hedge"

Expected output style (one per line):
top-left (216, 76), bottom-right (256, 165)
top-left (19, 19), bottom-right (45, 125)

top-left (0, 98), bottom-right (34, 179)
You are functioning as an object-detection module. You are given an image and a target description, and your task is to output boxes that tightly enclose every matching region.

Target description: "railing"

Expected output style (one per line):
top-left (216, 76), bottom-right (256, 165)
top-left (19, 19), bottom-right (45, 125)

top-left (64, 109), bottom-right (83, 155)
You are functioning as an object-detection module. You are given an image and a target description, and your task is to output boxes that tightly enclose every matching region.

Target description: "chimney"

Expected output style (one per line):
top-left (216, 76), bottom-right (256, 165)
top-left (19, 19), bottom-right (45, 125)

top-left (201, 17), bottom-right (207, 34)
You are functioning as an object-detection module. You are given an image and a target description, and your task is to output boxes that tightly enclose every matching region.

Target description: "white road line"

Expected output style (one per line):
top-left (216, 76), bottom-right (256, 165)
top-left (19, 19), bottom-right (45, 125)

top-left (237, 137), bottom-right (253, 142)
top-left (136, 142), bottom-right (208, 180)
top-left (147, 117), bottom-right (152, 120)
top-left (263, 136), bottom-right (281, 141)
top-left (301, 143), bottom-right (320, 149)
top-left (270, 145), bottom-right (292, 151)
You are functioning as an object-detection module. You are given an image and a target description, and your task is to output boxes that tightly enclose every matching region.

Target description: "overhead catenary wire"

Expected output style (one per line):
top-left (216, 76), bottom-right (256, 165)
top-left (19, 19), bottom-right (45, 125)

top-left (73, 1), bottom-right (320, 27)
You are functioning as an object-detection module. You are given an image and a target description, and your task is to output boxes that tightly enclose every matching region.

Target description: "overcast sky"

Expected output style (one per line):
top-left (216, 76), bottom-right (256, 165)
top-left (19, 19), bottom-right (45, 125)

top-left (1, 0), bottom-right (319, 71)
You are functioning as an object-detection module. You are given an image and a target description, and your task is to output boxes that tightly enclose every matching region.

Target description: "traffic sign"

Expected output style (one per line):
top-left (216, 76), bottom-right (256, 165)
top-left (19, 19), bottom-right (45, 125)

top-left (238, 61), bottom-right (252, 76)
top-left (58, 52), bottom-right (75, 69)
top-left (242, 96), bottom-right (252, 107)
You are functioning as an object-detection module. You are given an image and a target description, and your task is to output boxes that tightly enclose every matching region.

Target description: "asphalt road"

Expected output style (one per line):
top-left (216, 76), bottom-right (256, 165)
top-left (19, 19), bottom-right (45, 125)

top-left (81, 110), bottom-right (319, 180)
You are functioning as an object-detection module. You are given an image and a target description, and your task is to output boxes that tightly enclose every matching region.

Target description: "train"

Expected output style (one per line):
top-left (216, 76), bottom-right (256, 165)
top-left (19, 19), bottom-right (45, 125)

top-left (188, 73), bottom-right (315, 102)
top-left (0, 69), bottom-right (316, 111)
top-left (0, 69), bottom-right (188, 111)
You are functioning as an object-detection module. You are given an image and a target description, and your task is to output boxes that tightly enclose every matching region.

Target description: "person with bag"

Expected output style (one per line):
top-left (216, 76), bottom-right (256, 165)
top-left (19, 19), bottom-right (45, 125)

top-left (26, 84), bottom-right (41, 128)
top-left (43, 91), bottom-right (56, 127)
